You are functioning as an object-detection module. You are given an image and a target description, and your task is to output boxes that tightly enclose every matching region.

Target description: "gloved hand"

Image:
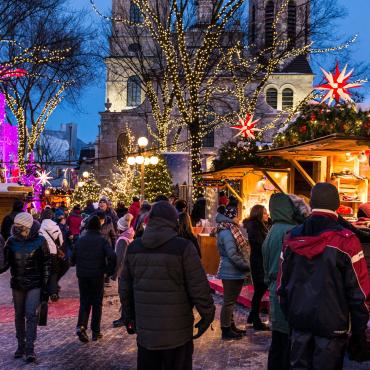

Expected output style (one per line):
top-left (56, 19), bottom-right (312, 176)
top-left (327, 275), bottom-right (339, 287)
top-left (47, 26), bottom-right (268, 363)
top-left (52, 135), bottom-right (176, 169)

top-left (192, 317), bottom-right (212, 340)
top-left (348, 332), bottom-right (370, 362)
top-left (125, 320), bottom-right (136, 335)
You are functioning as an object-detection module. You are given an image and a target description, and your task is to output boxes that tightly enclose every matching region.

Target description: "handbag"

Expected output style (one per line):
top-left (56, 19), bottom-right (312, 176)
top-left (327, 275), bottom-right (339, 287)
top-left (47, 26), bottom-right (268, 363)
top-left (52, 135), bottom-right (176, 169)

top-left (45, 229), bottom-right (65, 259)
top-left (38, 301), bottom-right (48, 326)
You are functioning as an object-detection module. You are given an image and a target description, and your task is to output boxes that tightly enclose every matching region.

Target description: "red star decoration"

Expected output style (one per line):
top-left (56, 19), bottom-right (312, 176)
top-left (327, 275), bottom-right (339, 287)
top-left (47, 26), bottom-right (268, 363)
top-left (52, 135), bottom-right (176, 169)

top-left (316, 63), bottom-right (363, 104)
top-left (231, 113), bottom-right (261, 139)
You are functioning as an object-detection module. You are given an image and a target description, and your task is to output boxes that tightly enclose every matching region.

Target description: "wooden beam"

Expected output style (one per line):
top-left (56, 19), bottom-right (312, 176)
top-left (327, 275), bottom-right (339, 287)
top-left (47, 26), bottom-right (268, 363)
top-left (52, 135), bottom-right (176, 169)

top-left (262, 170), bottom-right (286, 194)
top-left (224, 181), bottom-right (243, 203)
top-left (289, 159), bottom-right (316, 188)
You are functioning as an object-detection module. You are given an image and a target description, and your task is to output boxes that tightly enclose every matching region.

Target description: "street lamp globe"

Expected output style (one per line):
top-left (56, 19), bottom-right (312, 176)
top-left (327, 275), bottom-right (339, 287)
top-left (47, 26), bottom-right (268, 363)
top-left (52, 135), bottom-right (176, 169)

top-left (138, 136), bottom-right (148, 148)
top-left (135, 155), bottom-right (145, 165)
top-left (150, 156), bottom-right (159, 165)
top-left (144, 157), bottom-right (150, 166)
top-left (127, 156), bottom-right (136, 166)
top-left (82, 171), bottom-right (89, 179)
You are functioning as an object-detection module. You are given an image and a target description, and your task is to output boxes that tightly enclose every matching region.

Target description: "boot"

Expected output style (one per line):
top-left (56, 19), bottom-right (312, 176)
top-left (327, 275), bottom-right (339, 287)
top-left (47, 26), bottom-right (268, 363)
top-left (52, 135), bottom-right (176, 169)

top-left (252, 319), bottom-right (269, 331)
top-left (221, 327), bottom-right (243, 340)
top-left (14, 342), bottom-right (25, 359)
top-left (231, 322), bottom-right (246, 335)
top-left (76, 326), bottom-right (89, 343)
top-left (25, 347), bottom-right (36, 363)
top-left (92, 332), bottom-right (103, 341)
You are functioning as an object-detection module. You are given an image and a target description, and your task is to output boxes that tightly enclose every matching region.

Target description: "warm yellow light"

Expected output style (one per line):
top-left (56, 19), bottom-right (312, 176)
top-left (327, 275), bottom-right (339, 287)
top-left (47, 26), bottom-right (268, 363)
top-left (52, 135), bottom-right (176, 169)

top-left (138, 137), bottom-right (148, 148)
top-left (127, 156), bottom-right (136, 165)
top-left (82, 171), bottom-right (89, 178)
top-left (135, 156), bottom-right (145, 164)
top-left (77, 181), bottom-right (84, 187)
top-left (144, 157), bottom-right (150, 165)
top-left (150, 156), bottom-right (159, 165)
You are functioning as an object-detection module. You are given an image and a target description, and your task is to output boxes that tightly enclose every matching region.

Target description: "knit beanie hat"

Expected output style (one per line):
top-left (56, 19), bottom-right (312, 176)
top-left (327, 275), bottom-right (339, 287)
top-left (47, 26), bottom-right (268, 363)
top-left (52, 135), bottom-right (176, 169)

top-left (149, 201), bottom-right (178, 224)
top-left (310, 182), bottom-right (340, 212)
top-left (117, 213), bottom-right (134, 231)
top-left (14, 212), bottom-right (34, 229)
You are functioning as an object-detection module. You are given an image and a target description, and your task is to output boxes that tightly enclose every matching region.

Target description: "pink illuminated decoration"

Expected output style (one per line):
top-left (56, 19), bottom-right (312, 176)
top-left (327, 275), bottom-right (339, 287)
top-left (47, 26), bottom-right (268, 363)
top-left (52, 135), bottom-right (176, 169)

top-left (0, 93), bottom-right (5, 126)
top-left (0, 67), bottom-right (27, 80)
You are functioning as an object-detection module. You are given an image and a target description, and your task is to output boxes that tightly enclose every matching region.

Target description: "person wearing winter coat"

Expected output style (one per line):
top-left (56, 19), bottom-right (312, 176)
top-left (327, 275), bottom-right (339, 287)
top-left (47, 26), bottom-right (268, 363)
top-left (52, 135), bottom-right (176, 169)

top-left (128, 196), bottom-right (141, 228)
top-left (66, 205), bottom-right (82, 241)
top-left (262, 193), bottom-right (310, 370)
top-left (98, 198), bottom-right (119, 231)
top-left (56, 214), bottom-right (71, 283)
top-left (120, 201), bottom-right (215, 370)
top-left (1, 199), bottom-right (24, 241)
top-left (72, 216), bottom-right (116, 343)
top-left (112, 213), bottom-right (135, 328)
top-left (134, 202), bottom-right (151, 238)
top-left (191, 195), bottom-right (206, 226)
top-left (178, 212), bottom-right (201, 257)
top-left (83, 200), bottom-right (96, 215)
top-left (116, 202), bottom-right (128, 218)
top-left (243, 204), bottom-right (269, 330)
top-left (216, 206), bottom-right (250, 340)
top-left (39, 208), bottom-right (64, 300)
top-left (0, 213), bottom-right (50, 363)
top-left (279, 183), bottom-right (370, 369)
top-left (96, 211), bottom-right (117, 248)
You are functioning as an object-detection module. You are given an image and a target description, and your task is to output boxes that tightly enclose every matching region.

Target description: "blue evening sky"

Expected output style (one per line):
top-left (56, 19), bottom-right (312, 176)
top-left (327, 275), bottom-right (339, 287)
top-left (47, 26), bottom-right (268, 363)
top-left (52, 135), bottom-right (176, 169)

top-left (47, 0), bottom-right (370, 143)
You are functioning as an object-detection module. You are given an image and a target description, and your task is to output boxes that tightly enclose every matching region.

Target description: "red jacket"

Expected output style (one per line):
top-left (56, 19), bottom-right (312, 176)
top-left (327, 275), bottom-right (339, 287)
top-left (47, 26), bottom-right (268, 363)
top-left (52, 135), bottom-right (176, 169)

top-left (128, 201), bottom-right (141, 226)
top-left (67, 212), bottom-right (82, 236)
top-left (278, 211), bottom-right (370, 337)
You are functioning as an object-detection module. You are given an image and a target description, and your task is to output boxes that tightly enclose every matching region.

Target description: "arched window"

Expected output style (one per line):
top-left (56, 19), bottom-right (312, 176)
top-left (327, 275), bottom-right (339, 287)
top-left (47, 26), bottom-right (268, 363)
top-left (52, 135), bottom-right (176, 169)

top-left (117, 133), bottom-right (129, 162)
top-left (265, 1), bottom-right (274, 48)
top-left (202, 107), bottom-right (215, 148)
top-left (127, 76), bottom-right (141, 106)
top-left (282, 88), bottom-right (294, 110)
top-left (249, 5), bottom-right (256, 45)
top-left (266, 88), bottom-right (278, 109)
top-left (130, 2), bottom-right (143, 23)
top-left (287, 1), bottom-right (297, 49)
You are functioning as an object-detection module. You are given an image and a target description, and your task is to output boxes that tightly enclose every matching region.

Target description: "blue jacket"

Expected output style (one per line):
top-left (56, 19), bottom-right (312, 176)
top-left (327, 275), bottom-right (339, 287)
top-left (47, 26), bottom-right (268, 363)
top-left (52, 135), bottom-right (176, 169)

top-left (215, 214), bottom-right (249, 280)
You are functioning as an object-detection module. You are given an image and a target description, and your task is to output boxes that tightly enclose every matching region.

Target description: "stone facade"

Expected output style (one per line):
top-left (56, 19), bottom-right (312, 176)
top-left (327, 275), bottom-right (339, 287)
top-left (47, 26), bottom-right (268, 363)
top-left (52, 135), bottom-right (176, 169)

top-left (97, 0), bottom-right (314, 185)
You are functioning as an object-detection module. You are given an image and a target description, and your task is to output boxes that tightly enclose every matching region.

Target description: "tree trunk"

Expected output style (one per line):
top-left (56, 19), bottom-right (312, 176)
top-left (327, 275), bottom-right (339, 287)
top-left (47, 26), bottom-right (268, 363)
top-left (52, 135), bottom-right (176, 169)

top-left (189, 120), bottom-right (203, 197)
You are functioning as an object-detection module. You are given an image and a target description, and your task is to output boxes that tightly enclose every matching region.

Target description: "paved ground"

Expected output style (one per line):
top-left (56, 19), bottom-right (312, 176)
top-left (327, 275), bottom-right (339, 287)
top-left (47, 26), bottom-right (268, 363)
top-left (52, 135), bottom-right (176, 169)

top-left (0, 269), bottom-right (369, 370)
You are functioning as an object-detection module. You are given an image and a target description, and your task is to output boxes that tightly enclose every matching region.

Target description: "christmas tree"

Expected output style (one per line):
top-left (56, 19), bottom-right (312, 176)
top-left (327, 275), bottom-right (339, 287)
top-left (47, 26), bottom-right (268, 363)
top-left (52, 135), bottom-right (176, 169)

top-left (72, 172), bottom-right (101, 206)
top-left (133, 155), bottom-right (173, 202)
top-left (101, 126), bottom-right (136, 207)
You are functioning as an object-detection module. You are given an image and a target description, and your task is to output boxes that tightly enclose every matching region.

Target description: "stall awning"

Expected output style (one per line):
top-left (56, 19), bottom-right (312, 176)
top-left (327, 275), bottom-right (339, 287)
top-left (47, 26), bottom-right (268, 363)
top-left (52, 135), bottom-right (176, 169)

top-left (258, 134), bottom-right (370, 158)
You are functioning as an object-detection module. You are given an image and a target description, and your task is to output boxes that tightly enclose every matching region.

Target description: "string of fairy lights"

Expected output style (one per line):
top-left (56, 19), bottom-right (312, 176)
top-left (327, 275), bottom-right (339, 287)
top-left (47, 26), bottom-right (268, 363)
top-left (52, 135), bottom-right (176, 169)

top-left (91, 0), bottom-right (363, 186)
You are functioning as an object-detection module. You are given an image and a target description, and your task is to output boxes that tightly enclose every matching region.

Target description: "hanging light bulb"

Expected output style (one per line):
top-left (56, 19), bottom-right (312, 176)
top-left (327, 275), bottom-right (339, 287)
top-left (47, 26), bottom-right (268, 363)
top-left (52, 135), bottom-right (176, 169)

top-left (127, 156), bottom-right (136, 165)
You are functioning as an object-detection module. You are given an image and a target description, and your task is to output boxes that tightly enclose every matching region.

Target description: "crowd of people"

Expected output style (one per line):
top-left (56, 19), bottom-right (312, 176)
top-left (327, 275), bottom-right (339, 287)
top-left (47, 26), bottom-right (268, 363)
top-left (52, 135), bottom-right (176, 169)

top-left (0, 183), bottom-right (369, 369)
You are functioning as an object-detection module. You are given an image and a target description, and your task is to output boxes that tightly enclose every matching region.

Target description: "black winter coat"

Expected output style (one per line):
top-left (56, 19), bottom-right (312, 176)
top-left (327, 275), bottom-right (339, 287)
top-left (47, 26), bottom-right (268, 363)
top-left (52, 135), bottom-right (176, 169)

top-left (72, 230), bottom-right (116, 278)
top-left (0, 233), bottom-right (51, 291)
top-left (245, 220), bottom-right (268, 286)
top-left (1, 211), bottom-right (21, 241)
top-left (120, 220), bottom-right (215, 350)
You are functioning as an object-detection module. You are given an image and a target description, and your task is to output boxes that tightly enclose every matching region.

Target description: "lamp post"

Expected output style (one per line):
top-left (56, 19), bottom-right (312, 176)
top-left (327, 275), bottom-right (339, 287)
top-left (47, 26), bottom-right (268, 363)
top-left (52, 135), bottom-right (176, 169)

top-left (127, 136), bottom-right (159, 201)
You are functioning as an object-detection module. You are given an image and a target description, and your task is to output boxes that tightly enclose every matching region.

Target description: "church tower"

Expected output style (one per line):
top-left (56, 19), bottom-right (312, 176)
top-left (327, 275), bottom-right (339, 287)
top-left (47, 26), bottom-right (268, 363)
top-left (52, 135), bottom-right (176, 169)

top-left (249, 0), bottom-right (310, 51)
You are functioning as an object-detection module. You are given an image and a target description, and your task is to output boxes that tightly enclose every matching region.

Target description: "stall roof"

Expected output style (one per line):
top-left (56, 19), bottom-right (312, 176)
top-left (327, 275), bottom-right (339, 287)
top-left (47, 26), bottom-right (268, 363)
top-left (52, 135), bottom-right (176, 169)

top-left (258, 134), bottom-right (370, 158)
top-left (201, 165), bottom-right (290, 180)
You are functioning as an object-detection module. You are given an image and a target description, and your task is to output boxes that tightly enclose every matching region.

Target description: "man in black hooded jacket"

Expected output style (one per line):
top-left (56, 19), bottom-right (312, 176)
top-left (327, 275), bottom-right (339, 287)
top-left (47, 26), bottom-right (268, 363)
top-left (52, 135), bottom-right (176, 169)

top-left (120, 201), bottom-right (215, 370)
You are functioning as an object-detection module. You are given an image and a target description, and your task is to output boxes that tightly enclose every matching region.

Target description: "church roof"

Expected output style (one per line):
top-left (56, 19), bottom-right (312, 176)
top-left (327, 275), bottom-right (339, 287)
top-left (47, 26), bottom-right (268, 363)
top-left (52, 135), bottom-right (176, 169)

top-left (280, 55), bottom-right (313, 74)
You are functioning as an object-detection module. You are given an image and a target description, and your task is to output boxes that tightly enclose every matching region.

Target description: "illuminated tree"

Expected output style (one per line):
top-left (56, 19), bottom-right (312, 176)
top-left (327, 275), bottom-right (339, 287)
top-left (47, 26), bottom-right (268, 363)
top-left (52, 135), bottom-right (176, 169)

top-left (133, 156), bottom-right (173, 203)
top-left (72, 172), bottom-right (101, 206)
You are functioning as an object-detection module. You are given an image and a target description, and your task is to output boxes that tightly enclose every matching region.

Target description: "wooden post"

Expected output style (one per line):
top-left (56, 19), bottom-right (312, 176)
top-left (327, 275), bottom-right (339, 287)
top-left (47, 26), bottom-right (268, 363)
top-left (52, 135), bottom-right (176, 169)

top-left (288, 159), bottom-right (316, 188)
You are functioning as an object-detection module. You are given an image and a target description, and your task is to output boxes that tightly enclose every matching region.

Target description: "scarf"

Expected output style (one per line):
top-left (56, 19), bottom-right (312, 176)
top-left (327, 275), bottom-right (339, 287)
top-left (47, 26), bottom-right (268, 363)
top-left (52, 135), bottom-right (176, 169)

top-left (217, 222), bottom-right (250, 261)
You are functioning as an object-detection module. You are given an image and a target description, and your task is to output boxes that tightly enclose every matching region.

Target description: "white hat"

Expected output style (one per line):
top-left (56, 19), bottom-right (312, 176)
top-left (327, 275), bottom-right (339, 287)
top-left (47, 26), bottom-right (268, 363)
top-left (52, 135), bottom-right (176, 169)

top-left (14, 212), bottom-right (33, 229)
top-left (117, 213), bottom-right (134, 231)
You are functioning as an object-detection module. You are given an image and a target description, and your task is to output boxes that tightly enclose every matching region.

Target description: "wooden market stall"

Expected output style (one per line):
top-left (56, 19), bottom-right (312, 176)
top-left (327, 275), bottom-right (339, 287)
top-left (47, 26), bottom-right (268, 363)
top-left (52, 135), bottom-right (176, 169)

top-left (258, 134), bottom-right (370, 219)
top-left (0, 184), bottom-right (33, 223)
top-left (198, 164), bottom-right (291, 274)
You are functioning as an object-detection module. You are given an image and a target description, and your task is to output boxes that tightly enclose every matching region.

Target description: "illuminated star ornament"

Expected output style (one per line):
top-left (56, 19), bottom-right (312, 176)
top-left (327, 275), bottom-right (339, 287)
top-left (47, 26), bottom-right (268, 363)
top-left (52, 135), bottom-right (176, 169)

top-left (316, 63), bottom-right (364, 104)
top-left (231, 113), bottom-right (261, 139)
top-left (36, 170), bottom-right (53, 186)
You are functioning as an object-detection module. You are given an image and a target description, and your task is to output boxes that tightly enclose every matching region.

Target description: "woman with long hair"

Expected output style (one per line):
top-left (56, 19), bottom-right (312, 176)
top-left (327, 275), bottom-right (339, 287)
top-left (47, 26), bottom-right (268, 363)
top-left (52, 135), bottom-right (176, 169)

top-left (243, 204), bottom-right (270, 330)
top-left (178, 212), bottom-right (201, 257)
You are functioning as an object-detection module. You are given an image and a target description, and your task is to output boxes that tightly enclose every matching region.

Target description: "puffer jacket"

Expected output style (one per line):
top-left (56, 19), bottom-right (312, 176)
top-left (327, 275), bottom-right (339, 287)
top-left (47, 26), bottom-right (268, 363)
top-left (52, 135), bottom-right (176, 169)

top-left (66, 211), bottom-right (82, 236)
top-left (262, 193), bottom-right (297, 334)
top-left (0, 221), bottom-right (51, 291)
top-left (278, 211), bottom-right (370, 337)
top-left (120, 217), bottom-right (215, 350)
top-left (40, 219), bottom-right (63, 255)
top-left (216, 213), bottom-right (249, 280)
top-left (113, 227), bottom-right (135, 280)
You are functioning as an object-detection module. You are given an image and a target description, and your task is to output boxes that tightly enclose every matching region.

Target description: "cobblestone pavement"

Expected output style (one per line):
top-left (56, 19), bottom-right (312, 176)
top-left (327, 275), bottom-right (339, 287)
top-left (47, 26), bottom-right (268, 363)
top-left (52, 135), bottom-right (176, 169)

top-left (0, 269), bottom-right (369, 370)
